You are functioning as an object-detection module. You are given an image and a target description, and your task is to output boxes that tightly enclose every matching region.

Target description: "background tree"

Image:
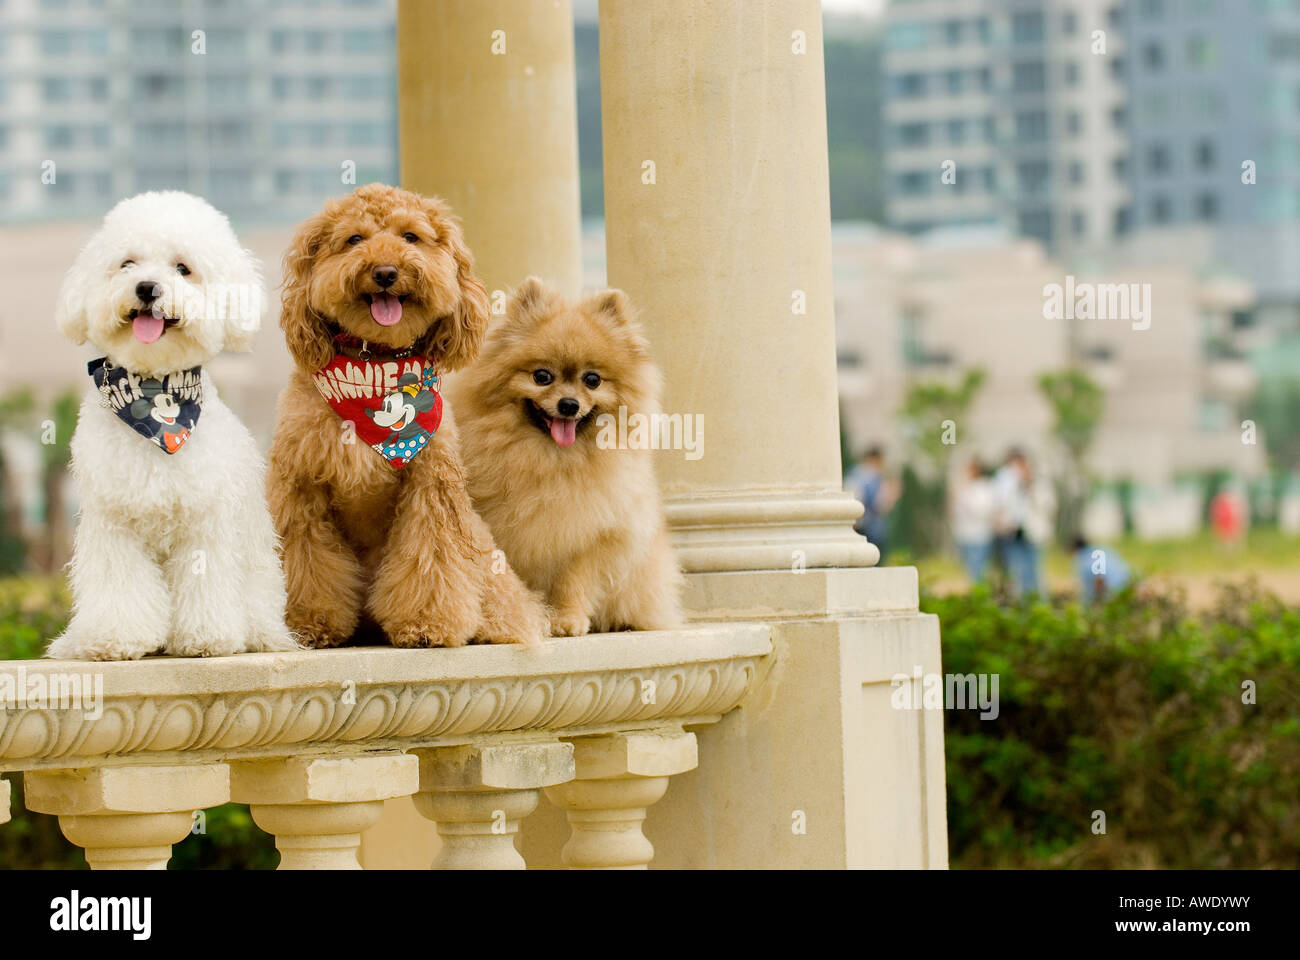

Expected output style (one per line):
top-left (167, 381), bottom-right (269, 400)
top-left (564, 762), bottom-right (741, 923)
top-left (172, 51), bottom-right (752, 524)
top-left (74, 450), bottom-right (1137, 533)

top-left (33, 391), bottom-right (78, 573)
top-left (0, 390), bottom-right (35, 575)
top-left (893, 368), bottom-right (986, 556)
top-left (1038, 369), bottom-right (1105, 544)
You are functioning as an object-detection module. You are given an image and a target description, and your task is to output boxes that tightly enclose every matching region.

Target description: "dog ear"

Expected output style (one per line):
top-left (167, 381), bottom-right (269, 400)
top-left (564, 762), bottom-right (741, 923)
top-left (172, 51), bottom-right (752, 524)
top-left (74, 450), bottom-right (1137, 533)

top-left (223, 244), bottom-right (265, 353)
top-left (505, 276), bottom-right (558, 327)
top-left (422, 206), bottom-right (489, 372)
top-left (54, 253), bottom-right (91, 346)
top-left (582, 288), bottom-right (634, 326)
top-left (280, 211), bottom-right (335, 370)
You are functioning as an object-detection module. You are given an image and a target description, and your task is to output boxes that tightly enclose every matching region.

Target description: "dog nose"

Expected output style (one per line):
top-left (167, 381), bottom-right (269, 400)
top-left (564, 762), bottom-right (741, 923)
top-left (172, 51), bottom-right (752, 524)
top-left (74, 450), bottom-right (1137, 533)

top-left (135, 280), bottom-right (161, 304)
top-left (372, 265), bottom-right (398, 289)
top-left (557, 397), bottom-right (580, 417)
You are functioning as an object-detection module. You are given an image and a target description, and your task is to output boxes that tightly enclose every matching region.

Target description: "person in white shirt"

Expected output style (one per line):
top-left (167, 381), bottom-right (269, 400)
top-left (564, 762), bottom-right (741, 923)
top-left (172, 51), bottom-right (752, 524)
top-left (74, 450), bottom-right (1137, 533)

top-left (992, 449), bottom-right (1055, 596)
top-left (951, 457), bottom-right (996, 583)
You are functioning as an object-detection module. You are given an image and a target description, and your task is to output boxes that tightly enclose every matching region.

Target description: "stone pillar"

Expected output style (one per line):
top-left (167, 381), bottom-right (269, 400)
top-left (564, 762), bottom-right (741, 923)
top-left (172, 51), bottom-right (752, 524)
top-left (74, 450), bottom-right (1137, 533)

top-left (598, 0), bottom-right (876, 595)
top-left (24, 765), bottom-right (229, 869)
top-left (595, 0), bottom-right (949, 868)
top-left (413, 742), bottom-right (574, 870)
top-left (397, 0), bottom-right (583, 300)
top-left (543, 731), bottom-right (697, 869)
top-left (230, 755), bottom-right (418, 870)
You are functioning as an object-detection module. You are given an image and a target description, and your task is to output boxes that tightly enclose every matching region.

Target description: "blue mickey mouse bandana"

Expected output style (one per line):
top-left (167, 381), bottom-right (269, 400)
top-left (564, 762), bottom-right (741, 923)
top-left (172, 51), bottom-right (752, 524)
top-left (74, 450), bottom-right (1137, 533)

top-left (88, 357), bottom-right (203, 454)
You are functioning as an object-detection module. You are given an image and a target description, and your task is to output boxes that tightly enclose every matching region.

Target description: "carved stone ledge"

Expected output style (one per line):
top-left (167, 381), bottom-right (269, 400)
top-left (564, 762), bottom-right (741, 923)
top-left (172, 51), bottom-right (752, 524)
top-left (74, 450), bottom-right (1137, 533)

top-left (0, 625), bottom-right (771, 772)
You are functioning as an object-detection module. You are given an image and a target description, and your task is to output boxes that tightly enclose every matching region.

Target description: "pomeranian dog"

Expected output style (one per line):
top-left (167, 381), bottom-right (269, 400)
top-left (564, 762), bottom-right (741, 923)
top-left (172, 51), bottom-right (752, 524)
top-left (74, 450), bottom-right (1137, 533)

top-left (448, 277), bottom-right (683, 636)
top-left (48, 191), bottom-right (295, 660)
top-left (267, 184), bottom-right (547, 649)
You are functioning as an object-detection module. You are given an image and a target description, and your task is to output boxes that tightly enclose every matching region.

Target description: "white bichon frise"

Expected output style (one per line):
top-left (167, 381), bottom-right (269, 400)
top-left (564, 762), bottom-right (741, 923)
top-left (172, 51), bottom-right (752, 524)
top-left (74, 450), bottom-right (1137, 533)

top-left (46, 191), bottom-right (296, 660)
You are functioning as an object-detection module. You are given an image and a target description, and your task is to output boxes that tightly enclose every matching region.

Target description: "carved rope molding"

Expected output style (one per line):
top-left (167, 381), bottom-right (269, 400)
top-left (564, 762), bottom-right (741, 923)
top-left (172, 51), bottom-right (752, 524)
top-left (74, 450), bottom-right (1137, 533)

top-left (0, 625), bottom-right (772, 771)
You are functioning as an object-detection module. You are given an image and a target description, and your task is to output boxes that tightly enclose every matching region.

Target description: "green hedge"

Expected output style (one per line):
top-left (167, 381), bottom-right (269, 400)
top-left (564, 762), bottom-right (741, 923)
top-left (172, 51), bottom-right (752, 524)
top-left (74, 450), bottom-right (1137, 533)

top-left (928, 582), bottom-right (1300, 868)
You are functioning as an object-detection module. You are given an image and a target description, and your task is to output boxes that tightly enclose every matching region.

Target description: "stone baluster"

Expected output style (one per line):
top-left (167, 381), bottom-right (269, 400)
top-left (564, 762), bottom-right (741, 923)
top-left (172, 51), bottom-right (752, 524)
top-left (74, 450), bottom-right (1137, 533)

top-left (230, 754), bottom-right (417, 870)
top-left (413, 741), bottom-right (574, 870)
top-left (544, 731), bottom-right (698, 869)
top-left (24, 765), bottom-right (229, 869)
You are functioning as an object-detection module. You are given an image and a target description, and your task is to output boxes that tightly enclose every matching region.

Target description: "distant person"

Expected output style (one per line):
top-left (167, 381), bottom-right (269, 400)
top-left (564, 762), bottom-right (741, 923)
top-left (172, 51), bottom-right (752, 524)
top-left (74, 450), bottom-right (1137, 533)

top-left (1210, 485), bottom-right (1248, 551)
top-left (1071, 536), bottom-right (1132, 604)
top-left (951, 457), bottom-right (996, 584)
top-left (993, 449), bottom-right (1055, 597)
top-left (845, 446), bottom-right (898, 560)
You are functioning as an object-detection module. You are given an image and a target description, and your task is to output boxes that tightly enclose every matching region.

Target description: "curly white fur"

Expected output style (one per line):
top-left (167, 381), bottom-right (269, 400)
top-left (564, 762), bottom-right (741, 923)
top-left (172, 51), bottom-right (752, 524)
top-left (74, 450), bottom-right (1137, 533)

top-left (47, 191), bottom-right (296, 660)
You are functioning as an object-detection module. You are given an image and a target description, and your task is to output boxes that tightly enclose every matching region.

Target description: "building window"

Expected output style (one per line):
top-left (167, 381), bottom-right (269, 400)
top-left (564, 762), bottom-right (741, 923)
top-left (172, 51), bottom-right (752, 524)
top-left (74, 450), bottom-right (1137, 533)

top-left (896, 171), bottom-right (932, 196)
top-left (1015, 111), bottom-right (1049, 142)
top-left (1012, 11), bottom-right (1045, 44)
top-left (886, 22), bottom-right (931, 50)
top-left (1194, 139), bottom-right (1216, 169)
top-left (1071, 211), bottom-right (1088, 236)
top-left (948, 119), bottom-right (967, 144)
top-left (943, 20), bottom-right (963, 45)
top-left (1143, 42), bottom-right (1164, 70)
top-left (1150, 196), bottom-right (1173, 223)
top-left (1139, 0), bottom-right (1164, 18)
top-left (1017, 160), bottom-right (1051, 194)
top-left (1062, 11), bottom-right (1078, 35)
top-left (1111, 106), bottom-right (1128, 129)
top-left (1195, 193), bottom-right (1219, 221)
top-left (975, 18), bottom-right (991, 44)
top-left (1109, 56), bottom-right (1126, 80)
top-left (1113, 155), bottom-right (1129, 180)
top-left (1147, 144), bottom-right (1172, 174)
top-left (1063, 61), bottom-right (1080, 85)
top-left (1069, 160), bottom-right (1086, 184)
top-left (896, 122), bottom-right (930, 147)
top-left (982, 116), bottom-right (998, 142)
top-left (1013, 61), bottom-right (1046, 92)
top-left (1114, 206), bottom-right (1132, 235)
top-left (893, 73), bottom-right (928, 98)
top-left (977, 67), bottom-right (993, 92)
top-left (1019, 210), bottom-right (1053, 246)
top-left (946, 70), bottom-right (964, 94)
top-left (1065, 111), bottom-right (1082, 135)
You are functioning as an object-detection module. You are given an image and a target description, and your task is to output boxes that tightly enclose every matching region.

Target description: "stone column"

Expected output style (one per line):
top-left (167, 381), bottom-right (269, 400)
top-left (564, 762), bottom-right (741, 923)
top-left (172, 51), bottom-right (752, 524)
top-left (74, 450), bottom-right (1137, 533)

top-left (230, 755), bottom-right (418, 870)
top-left (413, 741), bottom-right (574, 869)
top-left (594, 0), bottom-right (949, 869)
top-left (543, 730), bottom-right (697, 869)
top-left (397, 0), bottom-right (583, 300)
top-left (24, 765), bottom-right (229, 869)
top-left (598, 0), bottom-right (876, 600)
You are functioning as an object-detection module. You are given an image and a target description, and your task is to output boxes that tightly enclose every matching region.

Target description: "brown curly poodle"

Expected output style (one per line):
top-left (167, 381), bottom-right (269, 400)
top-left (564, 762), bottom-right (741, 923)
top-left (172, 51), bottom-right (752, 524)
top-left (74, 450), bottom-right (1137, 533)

top-left (267, 183), bottom-right (548, 648)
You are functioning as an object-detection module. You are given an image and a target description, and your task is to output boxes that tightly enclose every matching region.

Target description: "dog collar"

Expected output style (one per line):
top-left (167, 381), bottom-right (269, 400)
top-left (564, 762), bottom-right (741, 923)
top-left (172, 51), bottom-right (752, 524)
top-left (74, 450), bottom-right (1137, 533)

top-left (88, 357), bottom-right (203, 455)
top-left (328, 329), bottom-right (424, 363)
top-left (311, 352), bottom-right (442, 469)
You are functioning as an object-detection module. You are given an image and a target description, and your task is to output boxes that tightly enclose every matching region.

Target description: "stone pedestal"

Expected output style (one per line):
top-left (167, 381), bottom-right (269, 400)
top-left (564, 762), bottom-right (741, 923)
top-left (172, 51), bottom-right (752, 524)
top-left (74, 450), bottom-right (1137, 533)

top-left (24, 765), bottom-right (229, 869)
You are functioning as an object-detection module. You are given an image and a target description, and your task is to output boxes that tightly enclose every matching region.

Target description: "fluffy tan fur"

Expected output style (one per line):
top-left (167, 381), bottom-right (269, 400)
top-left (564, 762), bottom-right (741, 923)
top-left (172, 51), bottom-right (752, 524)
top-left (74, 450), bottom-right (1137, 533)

top-left (447, 277), bottom-right (683, 636)
top-left (267, 184), bottom-right (547, 648)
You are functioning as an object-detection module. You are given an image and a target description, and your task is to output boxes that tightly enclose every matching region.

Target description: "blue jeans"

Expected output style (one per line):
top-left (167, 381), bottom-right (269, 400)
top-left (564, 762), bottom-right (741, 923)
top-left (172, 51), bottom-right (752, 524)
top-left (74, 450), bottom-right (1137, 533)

top-left (958, 542), bottom-right (992, 584)
top-left (1002, 538), bottom-right (1042, 596)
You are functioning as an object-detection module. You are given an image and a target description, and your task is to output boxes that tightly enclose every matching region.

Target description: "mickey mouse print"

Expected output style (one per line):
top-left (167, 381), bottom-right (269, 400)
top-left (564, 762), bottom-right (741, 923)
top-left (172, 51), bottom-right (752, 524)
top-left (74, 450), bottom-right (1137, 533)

top-left (88, 357), bottom-right (202, 454)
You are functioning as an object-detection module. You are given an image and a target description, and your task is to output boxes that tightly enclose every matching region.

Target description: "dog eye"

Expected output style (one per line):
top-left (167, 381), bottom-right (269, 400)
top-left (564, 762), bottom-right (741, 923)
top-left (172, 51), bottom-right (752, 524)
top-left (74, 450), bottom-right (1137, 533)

top-left (347, 234), bottom-right (364, 246)
top-left (120, 260), bottom-right (135, 270)
top-left (176, 263), bottom-right (190, 276)
top-left (532, 369), bottom-right (554, 386)
top-left (403, 232), bottom-right (419, 243)
top-left (582, 372), bottom-right (601, 389)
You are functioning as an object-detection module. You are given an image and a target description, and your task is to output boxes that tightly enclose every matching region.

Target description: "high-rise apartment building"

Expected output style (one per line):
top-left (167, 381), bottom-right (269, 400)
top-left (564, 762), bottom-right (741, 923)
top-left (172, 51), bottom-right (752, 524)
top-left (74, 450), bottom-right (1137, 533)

top-left (883, 0), bottom-right (1130, 255)
top-left (0, 0), bottom-right (397, 225)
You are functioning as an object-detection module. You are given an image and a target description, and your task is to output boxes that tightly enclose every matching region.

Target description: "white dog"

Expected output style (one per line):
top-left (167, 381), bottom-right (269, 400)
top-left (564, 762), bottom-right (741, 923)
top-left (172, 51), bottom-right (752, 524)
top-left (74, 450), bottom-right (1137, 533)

top-left (47, 191), bottom-right (296, 660)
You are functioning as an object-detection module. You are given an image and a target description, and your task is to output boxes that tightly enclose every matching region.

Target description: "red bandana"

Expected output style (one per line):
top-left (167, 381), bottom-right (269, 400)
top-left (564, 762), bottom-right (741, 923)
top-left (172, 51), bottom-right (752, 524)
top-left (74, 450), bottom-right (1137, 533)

top-left (312, 353), bottom-right (442, 468)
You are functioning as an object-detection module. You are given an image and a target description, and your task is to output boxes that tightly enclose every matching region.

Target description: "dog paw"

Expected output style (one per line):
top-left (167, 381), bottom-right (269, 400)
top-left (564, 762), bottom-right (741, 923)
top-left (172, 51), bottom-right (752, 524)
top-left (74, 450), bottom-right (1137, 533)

top-left (389, 622), bottom-right (474, 649)
top-left (164, 633), bottom-right (248, 659)
top-left (45, 630), bottom-right (161, 661)
top-left (549, 610), bottom-right (591, 637)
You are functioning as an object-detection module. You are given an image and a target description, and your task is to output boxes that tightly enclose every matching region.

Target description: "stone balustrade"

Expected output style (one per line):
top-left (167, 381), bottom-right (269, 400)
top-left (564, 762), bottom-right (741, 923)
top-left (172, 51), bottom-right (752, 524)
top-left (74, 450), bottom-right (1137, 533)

top-left (0, 624), bottom-right (771, 869)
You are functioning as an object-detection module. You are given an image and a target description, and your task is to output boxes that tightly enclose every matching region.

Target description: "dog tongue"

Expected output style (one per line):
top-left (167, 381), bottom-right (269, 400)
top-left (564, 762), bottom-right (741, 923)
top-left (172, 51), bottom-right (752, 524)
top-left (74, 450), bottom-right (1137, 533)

top-left (550, 417), bottom-right (577, 447)
top-left (133, 313), bottom-right (164, 344)
top-left (370, 293), bottom-right (402, 326)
